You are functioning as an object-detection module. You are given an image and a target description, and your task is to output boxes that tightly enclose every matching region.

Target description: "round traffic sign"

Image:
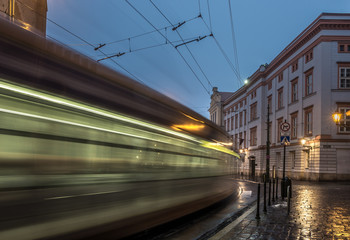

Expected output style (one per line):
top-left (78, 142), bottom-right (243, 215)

top-left (280, 122), bottom-right (290, 132)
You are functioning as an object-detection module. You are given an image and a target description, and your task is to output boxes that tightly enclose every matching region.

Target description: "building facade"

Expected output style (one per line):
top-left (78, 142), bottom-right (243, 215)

top-left (209, 13), bottom-right (350, 181)
top-left (0, 0), bottom-right (47, 35)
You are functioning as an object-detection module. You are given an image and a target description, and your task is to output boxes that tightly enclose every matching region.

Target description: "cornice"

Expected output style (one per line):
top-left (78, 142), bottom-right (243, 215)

top-left (225, 14), bottom-right (350, 102)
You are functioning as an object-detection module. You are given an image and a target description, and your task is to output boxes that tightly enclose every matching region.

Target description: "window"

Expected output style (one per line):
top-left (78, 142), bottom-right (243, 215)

top-left (235, 133), bottom-right (238, 149)
top-left (277, 117), bottom-right (283, 141)
top-left (250, 127), bottom-right (257, 146)
top-left (290, 151), bottom-right (296, 169)
top-left (239, 132), bottom-right (242, 148)
top-left (305, 69), bottom-right (313, 96)
top-left (291, 112), bottom-right (298, 139)
top-left (338, 106), bottom-right (350, 133)
top-left (227, 118), bottom-right (230, 131)
top-left (243, 131), bottom-right (246, 148)
top-left (277, 87), bottom-right (283, 109)
top-left (278, 73), bottom-right (283, 82)
top-left (291, 61), bottom-right (298, 72)
top-left (224, 120), bottom-right (227, 130)
top-left (304, 106), bottom-right (313, 136)
top-left (338, 43), bottom-right (350, 53)
top-left (231, 116), bottom-right (234, 130)
top-left (235, 114), bottom-right (238, 129)
top-left (268, 121), bottom-right (272, 143)
top-left (276, 152), bottom-right (281, 169)
top-left (239, 112), bottom-right (243, 127)
top-left (305, 49), bottom-right (313, 63)
top-left (291, 78), bottom-right (298, 103)
top-left (267, 95), bottom-right (272, 114)
top-left (244, 110), bottom-right (247, 125)
top-left (251, 89), bottom-right (257, 99)
top-left (250, 102), bottom-right (257, 121)
top-left (339, 64), bottom-right (350, 89)
top-left (267, 80), bottom-right (272, 90)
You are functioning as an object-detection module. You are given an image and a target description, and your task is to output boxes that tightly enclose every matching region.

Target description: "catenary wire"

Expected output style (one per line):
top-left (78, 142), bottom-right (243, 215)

top-left (125, 0), bottom-right (210, 95)
top-left (228, 0), bottom-right (241, 81)
top-left (15, 0), bottom-right (146, 84)
top-left (149, 0), bottom-right (213, 89)
top-left (200, 14), bottom-right (242, 85)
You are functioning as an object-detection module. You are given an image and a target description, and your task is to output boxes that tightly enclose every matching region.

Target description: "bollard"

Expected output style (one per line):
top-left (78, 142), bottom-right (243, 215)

top-left (287, 186), bottom-right (291, 215)
top-left (256, 183), bottom-right (261, 219)
top-left (276, 177), bottom-right (278, 200)
top-left (272, 178), bottom-right (275, 202)
top-left (268, 179), bottom-right (271, 206)
top-left (263, 179), bottom-right (267, 213)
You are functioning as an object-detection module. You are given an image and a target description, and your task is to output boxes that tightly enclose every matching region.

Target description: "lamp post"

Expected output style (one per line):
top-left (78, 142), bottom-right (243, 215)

top-left (332, 110), bottom-right (350, 127)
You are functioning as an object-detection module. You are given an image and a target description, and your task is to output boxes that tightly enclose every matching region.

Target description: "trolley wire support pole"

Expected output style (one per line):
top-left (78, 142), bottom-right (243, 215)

top-left (281, 120), bottom-right (288, 200)
top-left (272, 177), bottom-right (275, 202)
top-left (263, 177), bottom-right (267, 213)
top-left (256, 183), bottom-right (261, 220)
top-left (266, 104), bottom-right (271, 182)
top-left (268, 179), bottom-right (271, 206)
top-left (276, 177), bottom-right (278, 200)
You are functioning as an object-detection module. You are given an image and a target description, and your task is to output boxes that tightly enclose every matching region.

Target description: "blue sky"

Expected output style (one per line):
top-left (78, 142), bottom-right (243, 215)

top-left (46, 0), bottom-right (350, 118)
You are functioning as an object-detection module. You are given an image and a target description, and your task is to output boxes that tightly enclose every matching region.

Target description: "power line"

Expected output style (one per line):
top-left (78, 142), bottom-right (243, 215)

top-left (94, 14), bottom-right (201, 50)
top-left (207, 0), bottom-right (213, 32)
top-left (149, 0), bottom-right (213, 90)
top-left (125, 0), bottom-right (210, 95)
top-left (228, 0), bottom-right (241, 81)
top-left (15, 0), bottom-right (146, 85)
top-left (200, 15), bottom-right (242, 85)
top-left (97, 36), bottom-right (208, 62)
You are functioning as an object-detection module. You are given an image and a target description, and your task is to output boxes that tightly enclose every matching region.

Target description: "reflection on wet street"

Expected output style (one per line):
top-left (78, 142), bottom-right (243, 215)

top-left (294, 182), bottom-right (350, 239)
top-left (219, 181), bottom-right (350, 240)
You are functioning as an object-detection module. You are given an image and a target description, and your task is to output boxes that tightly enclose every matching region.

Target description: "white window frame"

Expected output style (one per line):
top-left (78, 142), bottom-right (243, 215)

top-left (339, 67), bottom-right (350, 89)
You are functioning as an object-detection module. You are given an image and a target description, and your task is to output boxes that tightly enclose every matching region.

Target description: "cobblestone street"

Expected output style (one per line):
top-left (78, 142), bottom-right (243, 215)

top-left (219, 181), bottom-right (350, 240)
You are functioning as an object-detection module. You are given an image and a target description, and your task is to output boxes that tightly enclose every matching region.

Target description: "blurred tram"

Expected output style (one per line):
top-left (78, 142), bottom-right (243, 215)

top-left (0, 17), bottom-right (239, 239)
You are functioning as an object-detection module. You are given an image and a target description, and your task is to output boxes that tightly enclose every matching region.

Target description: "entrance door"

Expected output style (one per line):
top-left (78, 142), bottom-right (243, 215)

top-left (249, 157), bottom-right (256, 179)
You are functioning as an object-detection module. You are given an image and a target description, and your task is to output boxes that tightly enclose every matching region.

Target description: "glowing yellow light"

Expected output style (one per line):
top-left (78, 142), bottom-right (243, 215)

top-left (239, 149), bottom-right (243, 153)
top-left (201, 141), bottom-right (240, 158)
top-left (346, 110), bottom-right (350, 117)
top-left (301, 139), bottom-right (306, 145)
top-left (182, 113), bottom-right (205, 123)
top-left (172, 124), bottom-right (205, 131)
top-left (332, 111), bottom-right (341, 125)
top-left (244, 79), bottom-right (249, 85)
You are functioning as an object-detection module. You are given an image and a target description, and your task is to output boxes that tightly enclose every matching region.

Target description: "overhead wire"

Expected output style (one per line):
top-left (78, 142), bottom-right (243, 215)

top-left (15, 0), bottom-right (146, 85)
top-left (228, 0), bottom-right (241, 81)
top-left (125, 0), bottom-right (211, 95)
top-left (94, 14), bottom-right (201, 50)
top-left (149, 0), bottom-right (213, 89)
top-left (206, 0), bottom-right (212, 32)
top-left (199, 13), bottom-right (242, 85)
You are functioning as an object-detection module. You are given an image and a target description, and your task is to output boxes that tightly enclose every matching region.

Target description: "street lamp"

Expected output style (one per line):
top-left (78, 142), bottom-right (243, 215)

top-left (332, 110), bottom-right (350, 126)
top-left (332, 111), bottom-right (342, 125)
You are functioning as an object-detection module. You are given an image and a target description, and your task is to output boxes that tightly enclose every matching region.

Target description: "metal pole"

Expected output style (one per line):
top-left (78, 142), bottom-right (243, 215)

top-left (263, 178), bottom-right (267, 213)
top-left (268, 179), bottom-right (271, 206)
top-left (266, 104), bottom-right (270, 182)
top-left (282, 129), bottom-right (286, 200)
top-left (272, 177), bottom-right (275, 202)
top-left (256, 183), bottom-right (261, 219)
top-left (276, 177), bottom-right (278, 200)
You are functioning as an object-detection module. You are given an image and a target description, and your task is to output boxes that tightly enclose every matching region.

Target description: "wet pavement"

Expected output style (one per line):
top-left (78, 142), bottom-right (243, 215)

top-left (211, 181), bottom-right (350, 240)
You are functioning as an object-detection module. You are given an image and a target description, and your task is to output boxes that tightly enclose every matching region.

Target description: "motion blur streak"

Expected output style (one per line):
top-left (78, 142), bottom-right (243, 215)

top-left (0, 17), bottom-right (239, 239)
top-left (0, 80), bottom-right (198, 142)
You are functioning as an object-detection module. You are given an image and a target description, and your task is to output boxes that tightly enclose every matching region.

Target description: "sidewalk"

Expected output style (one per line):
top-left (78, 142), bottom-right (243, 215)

top-left (213, 181), bottom-right (350, 240)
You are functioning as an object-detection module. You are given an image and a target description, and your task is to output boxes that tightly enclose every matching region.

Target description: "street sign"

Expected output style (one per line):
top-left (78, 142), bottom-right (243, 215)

top-left (280, 122), bottom-right (290, 132)
top-left (280, 136), bottom-right (290, 144)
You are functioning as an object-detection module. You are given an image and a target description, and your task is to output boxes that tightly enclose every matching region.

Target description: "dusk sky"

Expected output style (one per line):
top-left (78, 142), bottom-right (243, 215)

top-left (46, 0), bottom-right (350, 118)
